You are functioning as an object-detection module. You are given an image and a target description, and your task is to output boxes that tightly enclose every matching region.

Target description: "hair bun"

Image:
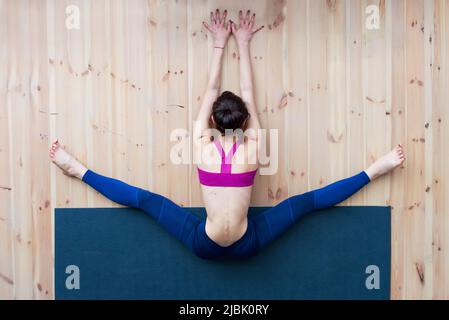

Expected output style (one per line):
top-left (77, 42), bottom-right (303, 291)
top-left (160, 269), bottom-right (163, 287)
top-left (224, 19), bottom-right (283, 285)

top-left (212, 91), bottom-right (249, 134)
top-left (220, 91), bottom-right (235, 99)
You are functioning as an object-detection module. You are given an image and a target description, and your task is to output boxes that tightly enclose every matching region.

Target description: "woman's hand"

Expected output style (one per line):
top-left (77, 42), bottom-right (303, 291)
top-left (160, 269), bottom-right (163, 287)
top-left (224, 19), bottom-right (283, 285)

top-left (231, 10), bottom-right (264, 46)
top-left (203, 9), bottom-right (231, 48)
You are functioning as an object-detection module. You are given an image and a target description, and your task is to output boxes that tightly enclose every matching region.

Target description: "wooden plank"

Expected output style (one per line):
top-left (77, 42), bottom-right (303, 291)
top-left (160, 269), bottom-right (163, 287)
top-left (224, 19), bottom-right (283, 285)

top-left (265, 0), bottom-right (287, 205)
top-left (246, 0), bottom-right (269, 206)
top-left (404, 0), bottom-right (426, 299)
top-left (46, 0), bottom-right (57, 299)
top-left (327, 0), bottom-right (348, 199)
top-left (389, 0), bottom-right (407, 300)
top-left (149, 0), bottom-right (189, 205)
top-left (347, 0), bottom-right (366, 205)
top-left (308, 0), bottom-right (330, 192)
top-left (109, 0), bottom-right (128, 206)
top-left (423, 0), bottom-right (435, 300)
top-left (45, 0), bottom-right (54, 300)
top-left (165, 0), bottom-right (189, 205)
top-left (148, 0), bottom-right (169, 198)
top-left (432, 0), bottom-right (449, 300)
top-left (63, 0), bottom-right (89, 207)
top-left (124, 0), bottom-right (150, 191)
top-left (188, 0), bottom-right (208, 206)
top-left (385, 0), bottom-right (393, 201)
top-left (362, 0), bottom-right (388, 206)
top-left (442, 0), bottom-right (449, 299)
top-left (7, 0), bottom-right (34, 299)
top-left (0, 0), bottom-right (14, 300)
top-left (28, 0), bottom-right (53, 300)
top-left (49, 0), bottom-right (83, 209)
top-left (286, 0), bottom-right (308, 196)
top-left (87, 0), bottom-right (113, 207)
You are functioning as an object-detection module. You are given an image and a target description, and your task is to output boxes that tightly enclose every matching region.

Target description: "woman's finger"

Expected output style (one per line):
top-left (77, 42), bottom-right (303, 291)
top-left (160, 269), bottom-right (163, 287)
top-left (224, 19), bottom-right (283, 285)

top-left (203, 21), bottom-right (213, 33)
top-left (245, 10), bottom-right (251, 24)
top-left (215, 9), bottom-right (220, 24)
top-left (222, 10), bottom-right (228, 25)
top-left (210, 11), bottom-right (215, 24)
top-left (252, 25), bottom-right (265, 34)
top-left (250, 13), bottom-right (256, 27)
top-left (239, 10), bottom-right (244, 25)
top-left (230, 20), bottom-right (237, 33)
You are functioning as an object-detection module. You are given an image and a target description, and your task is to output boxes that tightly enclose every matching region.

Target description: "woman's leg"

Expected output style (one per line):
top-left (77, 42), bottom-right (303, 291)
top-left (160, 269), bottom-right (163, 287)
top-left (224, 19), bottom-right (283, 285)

top-left (252, 145), bottom-right (405, 250)
top-left (49, 140), bottom-right (200, 252)
top-left (252, 171), bottom-right (370, 250)
top-left (81, 170), bottom-right (200, 250)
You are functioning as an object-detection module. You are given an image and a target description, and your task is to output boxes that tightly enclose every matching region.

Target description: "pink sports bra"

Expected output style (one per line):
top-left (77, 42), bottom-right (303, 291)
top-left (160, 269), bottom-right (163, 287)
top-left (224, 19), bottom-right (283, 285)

top-left (197, 139), bottom-right (258, 187)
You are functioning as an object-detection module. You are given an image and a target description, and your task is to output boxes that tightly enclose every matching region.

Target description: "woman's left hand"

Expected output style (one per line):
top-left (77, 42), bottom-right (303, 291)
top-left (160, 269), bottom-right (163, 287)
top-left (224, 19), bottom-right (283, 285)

top-left (203, 9), bottom-right (232, 48)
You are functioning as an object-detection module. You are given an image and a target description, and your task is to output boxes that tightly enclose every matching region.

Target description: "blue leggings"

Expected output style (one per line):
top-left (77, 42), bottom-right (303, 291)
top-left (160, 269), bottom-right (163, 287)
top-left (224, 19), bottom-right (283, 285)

top-left (82, 170), bottom-right (370, 260)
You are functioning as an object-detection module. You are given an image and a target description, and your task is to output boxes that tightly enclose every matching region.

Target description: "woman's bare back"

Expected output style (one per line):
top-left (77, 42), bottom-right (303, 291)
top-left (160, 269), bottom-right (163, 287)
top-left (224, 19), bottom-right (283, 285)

top-left (197, 136), bottom-right (258, 246)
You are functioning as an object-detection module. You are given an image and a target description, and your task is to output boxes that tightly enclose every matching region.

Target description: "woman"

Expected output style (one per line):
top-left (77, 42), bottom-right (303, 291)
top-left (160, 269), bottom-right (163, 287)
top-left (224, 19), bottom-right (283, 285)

top-left (50, 9), bottom-right (405, 260)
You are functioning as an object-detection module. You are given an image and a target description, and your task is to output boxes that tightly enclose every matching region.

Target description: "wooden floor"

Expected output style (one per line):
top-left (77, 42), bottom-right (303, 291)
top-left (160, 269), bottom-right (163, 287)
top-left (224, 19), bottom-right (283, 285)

top-left (0, 0), bottom-right (448, 300)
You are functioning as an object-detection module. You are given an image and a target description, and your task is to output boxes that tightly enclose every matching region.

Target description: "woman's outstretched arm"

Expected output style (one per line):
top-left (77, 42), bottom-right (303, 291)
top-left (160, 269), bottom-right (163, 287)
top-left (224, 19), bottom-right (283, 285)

top-left (232, 10), bottom-right (264, 136)
top-left (194, 9), bottom-right (231, 141)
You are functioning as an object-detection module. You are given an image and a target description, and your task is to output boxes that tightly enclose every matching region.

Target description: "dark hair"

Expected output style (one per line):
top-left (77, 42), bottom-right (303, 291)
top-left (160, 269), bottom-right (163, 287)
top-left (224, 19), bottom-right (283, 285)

top-left (211, 91), bottom-right (250, 135)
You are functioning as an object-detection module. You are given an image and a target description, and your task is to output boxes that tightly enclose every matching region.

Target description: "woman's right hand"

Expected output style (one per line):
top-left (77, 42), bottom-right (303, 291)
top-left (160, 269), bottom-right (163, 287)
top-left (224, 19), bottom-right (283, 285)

top-left (203, 9), bottom-right (231, 48)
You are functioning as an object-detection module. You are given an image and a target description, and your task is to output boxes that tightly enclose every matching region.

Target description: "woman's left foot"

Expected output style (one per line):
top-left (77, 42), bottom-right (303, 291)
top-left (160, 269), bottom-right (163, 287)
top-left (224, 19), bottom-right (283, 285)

top-left (365, 145), bottom-right (405, 180)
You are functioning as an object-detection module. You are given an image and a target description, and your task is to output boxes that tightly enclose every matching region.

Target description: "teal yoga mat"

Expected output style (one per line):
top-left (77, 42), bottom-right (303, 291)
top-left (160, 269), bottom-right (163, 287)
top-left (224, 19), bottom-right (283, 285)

top-left (55, 206), bottom-right (390, 300)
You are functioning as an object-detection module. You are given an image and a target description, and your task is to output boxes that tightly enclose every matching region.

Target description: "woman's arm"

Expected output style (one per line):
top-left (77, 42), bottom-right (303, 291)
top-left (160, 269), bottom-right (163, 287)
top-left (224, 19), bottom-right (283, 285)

top-left (194, 10), bottom-right (231, 141)
top-left (232, 10), bottom-right (264, 135)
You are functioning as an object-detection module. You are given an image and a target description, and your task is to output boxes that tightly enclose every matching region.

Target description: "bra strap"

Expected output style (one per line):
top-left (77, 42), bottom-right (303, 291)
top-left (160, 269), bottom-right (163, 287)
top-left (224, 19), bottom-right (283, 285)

top-left (213, 139), bottom-right (242, 174)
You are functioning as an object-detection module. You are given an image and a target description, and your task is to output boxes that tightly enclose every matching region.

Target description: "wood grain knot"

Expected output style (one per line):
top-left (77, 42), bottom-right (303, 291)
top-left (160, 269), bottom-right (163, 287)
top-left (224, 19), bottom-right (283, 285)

top-left (415, 263), bottom-right (425, 284)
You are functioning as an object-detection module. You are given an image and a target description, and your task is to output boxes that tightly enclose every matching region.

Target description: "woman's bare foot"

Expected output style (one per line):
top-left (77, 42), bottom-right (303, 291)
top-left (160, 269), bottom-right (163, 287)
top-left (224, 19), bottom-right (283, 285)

top-left (49, 139), bottom-right (88, 180)
top-left (365, 145), bottom-right (405, 180)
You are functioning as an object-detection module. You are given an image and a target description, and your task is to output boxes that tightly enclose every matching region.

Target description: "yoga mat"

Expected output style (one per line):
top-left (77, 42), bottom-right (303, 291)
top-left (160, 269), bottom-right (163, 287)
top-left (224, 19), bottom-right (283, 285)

top-left (55, 206), bottom-right (390, 300)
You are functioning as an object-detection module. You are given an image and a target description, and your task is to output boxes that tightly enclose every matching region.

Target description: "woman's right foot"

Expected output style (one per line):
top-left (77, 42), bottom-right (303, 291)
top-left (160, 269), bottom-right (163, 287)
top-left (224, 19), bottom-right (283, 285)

top-left (365, 145), bottom-right (405, 181)
top-left (49, 140), bottom-right (88, 180)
